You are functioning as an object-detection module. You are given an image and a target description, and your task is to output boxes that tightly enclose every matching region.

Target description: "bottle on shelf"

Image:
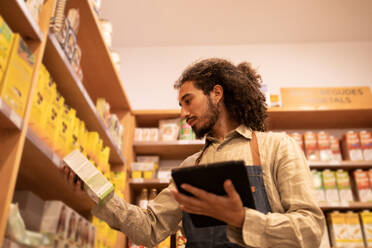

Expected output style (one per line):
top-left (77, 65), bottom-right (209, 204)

top-left (137, 188), bottom-right (148, 210)
top-left (148, 188), bottom-right (158, 203)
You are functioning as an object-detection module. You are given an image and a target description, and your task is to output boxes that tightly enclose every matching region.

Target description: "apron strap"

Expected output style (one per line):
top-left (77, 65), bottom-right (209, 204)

top-left (250, 131), bottom-right (261, 166)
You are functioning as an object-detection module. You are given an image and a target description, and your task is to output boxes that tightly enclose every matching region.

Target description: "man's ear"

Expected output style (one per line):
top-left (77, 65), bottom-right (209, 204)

top-left (210, 84), bottom-right (223, 104)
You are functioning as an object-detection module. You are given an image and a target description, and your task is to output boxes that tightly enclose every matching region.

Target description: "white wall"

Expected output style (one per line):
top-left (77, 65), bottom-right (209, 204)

top-left (115, 42), bottom-right (372, 110)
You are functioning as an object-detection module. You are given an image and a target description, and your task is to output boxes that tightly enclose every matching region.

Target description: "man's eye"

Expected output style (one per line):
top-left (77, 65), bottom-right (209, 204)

top-left (185, 99), bottom-right (191, 105)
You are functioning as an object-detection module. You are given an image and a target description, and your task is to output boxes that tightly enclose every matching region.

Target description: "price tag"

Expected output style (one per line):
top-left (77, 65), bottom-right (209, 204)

top-left (159, 178), bottom-right (170, 183)
top-left (132, 178), bottom-right (144, 183)
top-left (10, 111), bottom-right (22, 128)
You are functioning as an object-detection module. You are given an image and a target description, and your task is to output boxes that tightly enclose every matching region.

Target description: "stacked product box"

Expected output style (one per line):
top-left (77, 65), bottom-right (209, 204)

top-left (311, 170), bottom-right (326, 204)
top-left (289, 132), bottom-right (304, 151)
top-left (304, 131), bottom-right (320, 161)
top-left (342, 131), bottom-right (364, 161)
top-left (360, 211), bottom-right (372, 248)
top-left (360, 131), bottom-right (372, 161)
top-left (335, 170), bottom-right (354, 205)
top-left (0, 18), bottom-right (34, 117)
top-left (317, 131), bottom-right (333, 161)
top-left (353, 169), bottom-right (372, 202)
top-left (330, 135), bottom-right (343, 161)
top-left (322, 170), bottom-right (340, 205)
top-left (134, 128), bottom-right (159, 142)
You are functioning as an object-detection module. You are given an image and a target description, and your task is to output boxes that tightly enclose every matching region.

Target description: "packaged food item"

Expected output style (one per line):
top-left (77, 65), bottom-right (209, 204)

top-left (0, 16), bottom-right (14, 84)
top-left (360, 211), bottom-right (372, 248)
top-left (289, 132), bottom-right (304, 151)
top-left (50, 0), bottom-right (67, 33)
top-left (159, 118), bottom-right (180, 141)
top-left (353, 169), bottom-right (372, 202)
top-left (317, 131), bottom-right (333, 161)
top-left (360, 130), bottom-right (372, 161)
top-left (335, 170), bottom-right (354, 205)
top-left (180, 118), bottom-right (194, 140)
top-left (137, 155), bottom-right (159, 171)
top-left (0, 34), bottom-right (34, 117)
top-left (311, 170), bottom-right (326, 203)
top-left (330, 135), bottom-right (342, 161)
top-left (269, 94), bottom-right (281, 107)
top-left (341, 131), bottom-right (364, 161)
top-left (40, 201), bottom-right (71, 240)
top-left (345, 211), bottom-right (364, 247)
top-left (63, 149), bottom-right (115, 203)
top-left (322, 170), bottom-right (340, 205)
top-left (304, 131), bottom-right (320, 161)
top-left (327, 211), bottom-right (348, 248)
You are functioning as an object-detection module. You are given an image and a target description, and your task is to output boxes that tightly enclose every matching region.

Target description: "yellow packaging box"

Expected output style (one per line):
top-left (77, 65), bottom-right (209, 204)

top-left (87, 131), bottom-right (99, 163)
top-left (0, 16), bottom-right (14, 84)
top-left (0, 34), bottom-right (34, 117)
top-left (44, 90), bottom-right (64, 149)
top-left (360, 211), bottom-right (372, 248)
top-left (78, 120), bottom-right (87, 153)
top-left (327, 211), bottom-right (348, 247)
top-left (66, 115), bottom-right (80, 154)
top-left (344, 211), bottom-right (364, 247)
top-left (98, 146), bottom-right (110, 174)
top-left (55, 104), bottom-right (76, 157)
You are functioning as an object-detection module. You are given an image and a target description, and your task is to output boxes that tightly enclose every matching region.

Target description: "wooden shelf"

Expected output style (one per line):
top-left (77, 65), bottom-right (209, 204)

top-left (133, 140), bottom-right (204, 160)
top-left (0, 99), bottom-right (23, 130)
top-left (0, 0), bottom-right (43, 41)
top-left (134, 108), bottom-right (372, 130)
top-left (267, 107), bottom-right (372, 130)
top-left (67, 0), bottom-right (131, 111)
top-left (43, 34), bottom-right (125, 165)
top-left (309, 161), bottom-right (372, 170)
top-left (129, 178), bottom-right (170, 194)
top-left (17, 128), bottom-right (95, 217)
top-left (319, 202), bottom-right (372, 211)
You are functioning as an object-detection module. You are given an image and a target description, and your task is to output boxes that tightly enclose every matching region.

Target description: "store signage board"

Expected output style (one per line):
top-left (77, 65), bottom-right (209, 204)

top-left (280, 87), bottom-right (372, 109)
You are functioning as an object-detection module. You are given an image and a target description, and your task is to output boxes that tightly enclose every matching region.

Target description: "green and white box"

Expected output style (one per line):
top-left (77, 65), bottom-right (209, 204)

top-left (63, 150), bottom-right (114, 203)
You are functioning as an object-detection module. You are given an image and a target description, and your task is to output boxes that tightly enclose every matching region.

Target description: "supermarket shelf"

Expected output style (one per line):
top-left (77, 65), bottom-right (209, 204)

top-left (267, 107), bottom-right (372, 130)
top-left (0, 0), bottom-right (43, 41)
top-left (17, 128), bottom-right (95, 217)
top-left (134, 110), bottom-right (180, 127)
top-left (133, 140), bottom-right (205, 160)
top-left (309, 161), bottom-right (372, 170)
top-left (129, 178), bottom-right (170, 194)
top-left (133, 108), bottom-right (372, 130)
top-left (319, 202), bottom-right (372, 211)
top-left (43, 34), bottom-right (125, 165)
top-left (67, 0), bottom-right (131, 111)
top-left (0, 99), bottom-right (23, 130)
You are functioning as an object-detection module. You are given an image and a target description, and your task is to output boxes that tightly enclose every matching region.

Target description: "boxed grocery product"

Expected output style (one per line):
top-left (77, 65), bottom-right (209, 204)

top-left (136, 156), bottom-right (159, 171)
top-left (0, 34), bottom-right (34, 117)
top-left (322, 170), bottom-right (340, 205)
top-left (289, 132), bottom-right (304, 151)
top-left (344, 211), bottom-right (364, 248)
top-left (110, 171), bottom-right (127, 193)
top-left (0, 16), bottom-right (15, 84)
top-left (335, 170), bottom-right (354, 205)
top-left (63, 149), bottom-right (115, 203)
top-left (12, 191), bottom-right (44, 232)
top-left (180, 118), bottom-right (194, 140)
top-left (134, 128), bottom-right (142, 142)
top-left (159, 118), bottom-right (180, 141)
top-left (55, 104), bottom-right (76, 157)
top-left (353, 169), bottom-right (372, 202)
top-left (304, 131), bottom-right (320, 161)
top-left (341, 131), bottom-right (364, 161)
top-left (131, 162), bottom-right (155, 179)
top-left (327, 212), bottom-right (348, 248)
top-left (360, 211), bottom-right (372, 248)
top-left (269, 94), bottom-right (281, 107)
top-left (88, 222), bottom-right (96, 248)
top-left (317, 131), bottom-right (333, 161)
top-left (40, 201), bottom-right (71, 240)
top-left (86, 131), bottom-right (99, 163)
top-left (311, 170), bottom-right (326, 203)
top-left (330, 135), bottom-right (342, 162)
top-left (45, 91), bottom-right (65, 149)
top-left (360, 130), bottom-right (372, 161)
top-left (65, 210), bottom-right (78, 245)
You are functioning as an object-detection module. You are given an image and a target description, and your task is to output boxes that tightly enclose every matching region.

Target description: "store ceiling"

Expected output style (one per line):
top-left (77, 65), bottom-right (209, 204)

top-left (101, 0), bottom-right (372, 47)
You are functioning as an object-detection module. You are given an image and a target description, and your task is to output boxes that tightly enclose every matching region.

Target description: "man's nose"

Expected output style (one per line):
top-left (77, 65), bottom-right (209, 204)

top-left (180, 108), bottom-right (190, 119)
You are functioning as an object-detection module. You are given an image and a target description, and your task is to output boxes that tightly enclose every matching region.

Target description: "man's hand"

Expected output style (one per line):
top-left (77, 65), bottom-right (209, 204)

top-left (60, 163), bottom-right (84, 193)
top-left (171, 179), bottom-right (245, 228)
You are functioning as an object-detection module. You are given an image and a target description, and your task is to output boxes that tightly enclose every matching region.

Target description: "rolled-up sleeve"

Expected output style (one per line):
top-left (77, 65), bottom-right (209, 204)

top-left (227, 135), bottom-right (325, 248)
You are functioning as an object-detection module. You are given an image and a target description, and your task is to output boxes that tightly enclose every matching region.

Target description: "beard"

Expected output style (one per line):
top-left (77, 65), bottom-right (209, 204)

top-left (192, 97), bottom-right (220, 139)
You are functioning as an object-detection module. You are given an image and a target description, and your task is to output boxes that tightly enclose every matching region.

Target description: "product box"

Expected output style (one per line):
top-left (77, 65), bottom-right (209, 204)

top-left (289, 132), bottom-right (304, 151)
top-left (56, 105), bottom-right (76, 157)
top-left (353, 169), bottom-right (372, 202)
top-left (304, 131), bottom-right (320, 161)
top-left (180, 118), bottom-right (194, 140)
top-left (131, 162), bottom-right (155, 179)
top-left (88, 222), bottom-right (96, 248)
top-left (360, 211), bottom-right (372, 248)
top-left (322, 170), bottom-right (340, 205)
top-left (159, 118), bottom-right (180, 141)
top-left (342, 131), bottom-right (364, 161)
top-left (39, 82), bottom-right (56, 141)
top-left (330, 135), bottom-right (342, 162)
top-left (311, 170), bottom-right (326, 203)
top-left (65, 210), bottom-right (78, 246)
top-left (40, 201), bottom-right (71, 240)
top-left (0, 16), bottom-right (15, 84)
top-left (317, 131), bottom-right (333, 161)
top-left (0, 34), bottom-right (34, 117)
top-left (136, 156), bottom-right (159, 171)
top-left (344, 211), bottom-right (364, 248)
top-left (86, 131), bottom-right (99, 163)
top-left (12, 191), bottom-right (45, 232)
top-left (63, 149), bottom-right (115, 203)
top-left (45, 91), bottom-right (64, 149)
top-left (327, 212), bottom-right (348, 248)
top-left (335, 170), bottom-right (354, 205)
top-left (360, 130), bottom-right (372, 161)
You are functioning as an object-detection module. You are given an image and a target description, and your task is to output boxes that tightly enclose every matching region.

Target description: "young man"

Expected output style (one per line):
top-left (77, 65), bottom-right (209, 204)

top-left (64, 58), bottom-right (324, 247)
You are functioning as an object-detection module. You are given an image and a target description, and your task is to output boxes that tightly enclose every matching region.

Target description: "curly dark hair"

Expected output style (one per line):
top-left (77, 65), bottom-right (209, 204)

top-left (174, 58), bottom-right (267, 131)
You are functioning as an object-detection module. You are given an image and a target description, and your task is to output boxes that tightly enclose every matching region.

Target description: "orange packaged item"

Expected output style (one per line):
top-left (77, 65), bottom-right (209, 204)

top-left (289, 132), bottom-right (304, 151)
top-left (317, 131), bottom-right (332, 161)
top-left (341, 131), bottom-right (364, 161)
top-left (360, 130), bottom-right (372, 161)
top-left (304, 131), bottom-right (320, 161)
top-left (330, 135), bottom-right (342, 161)
top-left (353, 170), bottom-right (372, 202)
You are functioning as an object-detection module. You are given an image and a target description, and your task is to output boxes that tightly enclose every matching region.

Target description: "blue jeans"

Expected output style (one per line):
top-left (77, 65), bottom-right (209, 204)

top-left (183, 166), bottom-right (271, 248)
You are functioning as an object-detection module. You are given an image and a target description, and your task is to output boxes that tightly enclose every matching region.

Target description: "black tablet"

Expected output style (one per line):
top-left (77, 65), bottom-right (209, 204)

top-left (171, 160), bottom-right (255, 227)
